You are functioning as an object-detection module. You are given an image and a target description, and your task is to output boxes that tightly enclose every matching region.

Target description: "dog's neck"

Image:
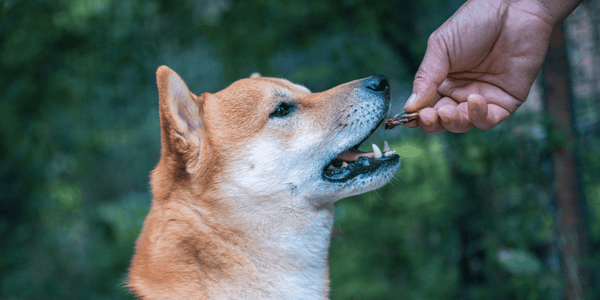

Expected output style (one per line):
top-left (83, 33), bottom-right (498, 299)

top-left (173, 187), bottom-right (334, 299)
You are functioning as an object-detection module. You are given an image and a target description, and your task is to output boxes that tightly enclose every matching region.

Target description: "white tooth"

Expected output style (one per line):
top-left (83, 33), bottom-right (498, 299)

top-left (328, 164), bottom-right (335, 170)
top-left (341, 161), bottom-right (348, 168)
top-left (384, 150), bottom-right (396, 157)
top-left (383, 140), bottom-right (390, 152)
top-left (372, 143), bottom-right (382, 158)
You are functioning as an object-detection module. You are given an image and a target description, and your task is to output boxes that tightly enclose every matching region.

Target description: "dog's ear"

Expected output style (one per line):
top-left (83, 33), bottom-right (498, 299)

top-left (250, 72), bottom-right (261, 78)
top-left (156, 66), bottom-right (202, 154)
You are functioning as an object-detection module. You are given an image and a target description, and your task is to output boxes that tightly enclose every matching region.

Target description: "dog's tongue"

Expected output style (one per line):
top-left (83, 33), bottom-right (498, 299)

top-left (336, 148), bottom-right (374, 162)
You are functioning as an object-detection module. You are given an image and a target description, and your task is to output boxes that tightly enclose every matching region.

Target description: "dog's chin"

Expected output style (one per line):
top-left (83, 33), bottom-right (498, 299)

top-left (326, 157), bottom-right (399, 200)
top-left (321, 155), bottom-right (399, 183)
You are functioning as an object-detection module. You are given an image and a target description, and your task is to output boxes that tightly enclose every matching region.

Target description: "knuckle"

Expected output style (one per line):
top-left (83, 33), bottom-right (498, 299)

top-left (413, 70), bottom-right (429, 83)
top-left (426, 30), bottom-right (442, 46)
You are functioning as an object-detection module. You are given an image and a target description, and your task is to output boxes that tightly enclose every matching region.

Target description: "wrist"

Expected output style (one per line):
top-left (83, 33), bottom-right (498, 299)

top-left (503, 0), bottom-right (582, 26)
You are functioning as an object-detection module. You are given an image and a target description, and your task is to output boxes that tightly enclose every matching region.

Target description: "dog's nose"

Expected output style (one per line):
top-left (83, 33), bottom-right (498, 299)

top-left (364, 75), bottom-right (389, 93)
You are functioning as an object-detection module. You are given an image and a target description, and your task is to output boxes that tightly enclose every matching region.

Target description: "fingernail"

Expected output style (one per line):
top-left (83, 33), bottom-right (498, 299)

top-left (438, 107), bottom-right (451, 123)
top-left (468, 94), bottom-right (483, 111)
top-left (405, 94), bottom-right (417, 108)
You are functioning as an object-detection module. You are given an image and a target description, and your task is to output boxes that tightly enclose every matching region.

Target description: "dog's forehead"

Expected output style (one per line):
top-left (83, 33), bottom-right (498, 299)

top-left (216, 77), bottom-right (311, 100)
top-left (260, 77), bottom-right (311, 96)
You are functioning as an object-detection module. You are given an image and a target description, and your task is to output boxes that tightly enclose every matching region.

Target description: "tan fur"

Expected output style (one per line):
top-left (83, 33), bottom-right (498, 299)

top-left (128, 66), bottom-right (398, 299)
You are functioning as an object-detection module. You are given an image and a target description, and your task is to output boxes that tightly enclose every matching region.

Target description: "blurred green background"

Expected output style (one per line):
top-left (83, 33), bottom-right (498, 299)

top-left (1, 0), bottom-right (599, 299)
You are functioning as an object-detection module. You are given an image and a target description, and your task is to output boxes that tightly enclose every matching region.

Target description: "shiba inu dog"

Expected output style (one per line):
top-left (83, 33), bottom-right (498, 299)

top-left (127, 66), bottom-right (400, 299)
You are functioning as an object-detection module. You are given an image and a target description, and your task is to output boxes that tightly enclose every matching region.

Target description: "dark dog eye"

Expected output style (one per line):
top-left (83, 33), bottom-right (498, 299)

top-left (269, 102), bottom-right (295, 118)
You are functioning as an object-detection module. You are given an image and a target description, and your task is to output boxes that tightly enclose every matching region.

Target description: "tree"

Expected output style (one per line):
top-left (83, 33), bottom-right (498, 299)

top-left (542, 22), bottom-right (590, 300)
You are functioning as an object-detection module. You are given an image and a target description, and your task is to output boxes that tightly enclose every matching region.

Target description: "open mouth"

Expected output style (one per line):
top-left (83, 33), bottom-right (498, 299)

top-left (322, 121), bottom-right (400, 183)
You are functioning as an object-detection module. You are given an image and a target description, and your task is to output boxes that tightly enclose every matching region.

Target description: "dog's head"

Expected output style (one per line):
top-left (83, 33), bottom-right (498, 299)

top-left (153, 66), bottom-right (399, 209)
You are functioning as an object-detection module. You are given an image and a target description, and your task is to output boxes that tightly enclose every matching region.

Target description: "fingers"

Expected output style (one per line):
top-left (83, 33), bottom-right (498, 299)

top-left (403, 92), bottom-right (441, 128)
top-left (408, 96), bottom-right (473, 134)
top-left (414, 97), bottom-right (471, 134)
top-left (467, 94), bottom-right (510, 130)
top-left (467, 94), bottom-right (492, 130)
top-left (405, 81), bottom-right (439, 113)
top-left (404, 91), bottom-right (512, 133)
top-left (430, 97), bottom-right (472, 133)
top-left (405, 32), bottom-right (450, 113)
top-left (434, 94), bottom-right (510, 132)
top-left (418, 108), bottom-right (445, 134)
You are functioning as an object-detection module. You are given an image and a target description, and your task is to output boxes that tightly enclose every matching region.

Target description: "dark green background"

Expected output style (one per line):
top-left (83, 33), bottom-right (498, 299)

top-left (1, 0), bottom-right (599, 299)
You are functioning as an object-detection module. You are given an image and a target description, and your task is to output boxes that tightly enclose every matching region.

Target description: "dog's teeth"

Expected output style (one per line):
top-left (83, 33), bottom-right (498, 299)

top-left (383, 150), bottom-right (396, 157)
top-left (372, 143), bottom-right (382, 158)
top-left (328, 164), bottom-right (335, 170)
top-left (383, 140), bottom-right (390, 152)
top-left (341, 161), bottom-right (348, 168)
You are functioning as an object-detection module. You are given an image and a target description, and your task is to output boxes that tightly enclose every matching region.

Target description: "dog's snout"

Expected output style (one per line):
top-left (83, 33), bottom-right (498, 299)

top-left (364, 75), bottom-right (389, 94)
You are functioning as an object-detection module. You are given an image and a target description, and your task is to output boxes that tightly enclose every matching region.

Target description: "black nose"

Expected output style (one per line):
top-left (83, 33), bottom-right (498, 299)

top-left (365, 75), bottom-right (389, 93)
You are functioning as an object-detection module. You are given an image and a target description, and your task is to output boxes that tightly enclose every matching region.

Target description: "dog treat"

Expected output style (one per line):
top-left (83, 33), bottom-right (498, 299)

top-left (384, 112), bottom-right (419, 130)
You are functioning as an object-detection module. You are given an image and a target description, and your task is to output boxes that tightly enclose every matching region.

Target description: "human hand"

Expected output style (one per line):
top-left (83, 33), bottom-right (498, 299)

top-left (404, 0), bottom-right (570, 133)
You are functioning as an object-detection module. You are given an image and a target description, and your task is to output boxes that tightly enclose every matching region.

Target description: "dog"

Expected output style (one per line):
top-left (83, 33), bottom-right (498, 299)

top-left (127, 66), bottom-right (400, 299)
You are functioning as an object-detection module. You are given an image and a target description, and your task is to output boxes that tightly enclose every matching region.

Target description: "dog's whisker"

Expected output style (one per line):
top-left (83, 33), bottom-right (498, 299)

top-left (388, 177), bottom-right (404, 190)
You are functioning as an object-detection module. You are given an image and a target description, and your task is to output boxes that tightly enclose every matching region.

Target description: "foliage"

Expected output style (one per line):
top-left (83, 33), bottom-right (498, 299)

top-left (0, 0), bottom-right (597, 299)
top-left (330, 113), bottom-right (565, 300)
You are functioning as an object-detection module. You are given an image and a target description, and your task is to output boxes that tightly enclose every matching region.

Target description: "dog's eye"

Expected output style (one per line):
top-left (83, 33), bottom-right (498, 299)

top-left (269, 102), bottom-right (295, 118)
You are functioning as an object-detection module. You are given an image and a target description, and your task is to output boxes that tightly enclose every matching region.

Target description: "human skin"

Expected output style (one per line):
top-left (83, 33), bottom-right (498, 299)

top-left (403, 0), bottom-right (582, 133)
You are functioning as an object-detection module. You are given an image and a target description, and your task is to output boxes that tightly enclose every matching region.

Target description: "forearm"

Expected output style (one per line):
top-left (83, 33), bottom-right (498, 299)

top-left (504, 0), bottom-right (583, 26)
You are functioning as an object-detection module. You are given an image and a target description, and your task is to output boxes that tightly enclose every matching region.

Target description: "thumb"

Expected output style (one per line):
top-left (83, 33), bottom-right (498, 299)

top-left (405, 33), bottom-right (450, 112)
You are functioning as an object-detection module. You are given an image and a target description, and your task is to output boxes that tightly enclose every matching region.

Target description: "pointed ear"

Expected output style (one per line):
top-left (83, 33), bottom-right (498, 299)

top-left (156, 66), bottom-right (202, 152)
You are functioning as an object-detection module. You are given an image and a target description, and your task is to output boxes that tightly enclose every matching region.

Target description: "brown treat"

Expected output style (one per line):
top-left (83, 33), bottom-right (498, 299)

top-left (384, 112), bottom-right (419, 130)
